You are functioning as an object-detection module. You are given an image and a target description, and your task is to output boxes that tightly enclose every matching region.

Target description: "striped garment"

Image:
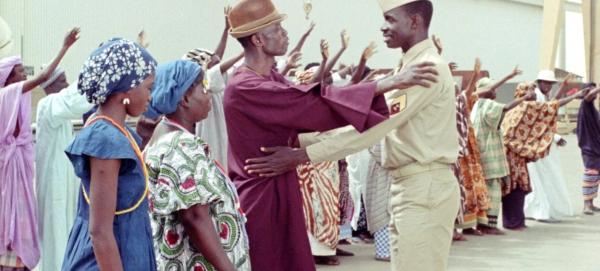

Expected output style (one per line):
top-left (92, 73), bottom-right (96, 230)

top-left (471, 98), bottom-right (510, 180)
top-left (583, 169), bottom-right (600, 201)
top-left (0, 252), bottom-right (24, 269)
top-left (297, 161), bottom-right (341, 249)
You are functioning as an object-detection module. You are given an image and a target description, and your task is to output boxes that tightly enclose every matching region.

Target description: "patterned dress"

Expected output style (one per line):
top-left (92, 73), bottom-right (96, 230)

top-left (297, 162), bottom-right (340, 252)
top-left (145, 131), bottom-right (250, 271)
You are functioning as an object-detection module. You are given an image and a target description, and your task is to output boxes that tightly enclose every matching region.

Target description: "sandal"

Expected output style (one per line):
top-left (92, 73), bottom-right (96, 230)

top-left (478, 226), bottom-right (505, 235)
top-left (462, 228), bottom-right (484, 236)
top-left (453, 231), bottom-right (468, 241)
top-left (314, 256), bottom-right (340, 266)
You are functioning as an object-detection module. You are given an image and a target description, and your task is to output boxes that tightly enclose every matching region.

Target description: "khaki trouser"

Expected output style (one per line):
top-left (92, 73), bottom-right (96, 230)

top-left (388, 163), bottom-right (460, 271)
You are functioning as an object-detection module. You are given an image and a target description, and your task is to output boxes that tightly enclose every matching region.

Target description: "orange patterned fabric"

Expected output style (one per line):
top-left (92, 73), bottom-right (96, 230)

top-left (297, 161), bottom-right (341, 249)
top-left (453, 93), bottom-right (489, 227)
top-left (501, 101), bottom-right (559, 196)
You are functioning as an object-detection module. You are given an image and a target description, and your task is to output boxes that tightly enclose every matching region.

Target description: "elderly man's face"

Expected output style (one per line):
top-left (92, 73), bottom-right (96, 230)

top-left (45, 73), bottom-right (69, 94)
top-left (257, 23), bottom-right (289, 57)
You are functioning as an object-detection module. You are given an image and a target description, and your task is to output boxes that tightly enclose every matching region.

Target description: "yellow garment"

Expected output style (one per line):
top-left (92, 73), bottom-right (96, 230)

top-left (305, 39), bottom-right (459, 171)
top-left (389, 165), bottom-right (459, 271)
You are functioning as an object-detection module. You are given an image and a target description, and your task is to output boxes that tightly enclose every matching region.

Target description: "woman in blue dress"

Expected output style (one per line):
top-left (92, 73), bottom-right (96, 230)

top-left (61, 38), bottom-right (157, 271)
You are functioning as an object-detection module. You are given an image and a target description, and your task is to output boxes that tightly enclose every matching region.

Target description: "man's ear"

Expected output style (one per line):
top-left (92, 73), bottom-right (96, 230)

top-left (251, 34), bottom-right (263, 47)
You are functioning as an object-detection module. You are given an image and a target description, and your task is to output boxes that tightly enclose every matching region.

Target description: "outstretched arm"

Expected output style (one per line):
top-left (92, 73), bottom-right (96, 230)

top-left (503, 92), bottom-right (532, 112)
top-left (487, 66), bottom-right (522, 93)
top-left (23, 27), bottom-right (79, 93)
top-left (289, 22), bottom-right (316, 56)
top-left (558, 88), bottom-right (584, 107)
top-left (351, 42), bottom-right (377, 84)
top-left (213, 6), bottom-right (232, 60)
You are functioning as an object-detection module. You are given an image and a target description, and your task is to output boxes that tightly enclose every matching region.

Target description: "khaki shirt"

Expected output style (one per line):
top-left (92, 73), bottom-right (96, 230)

top-left (304, 39), bottom-right (459, 170)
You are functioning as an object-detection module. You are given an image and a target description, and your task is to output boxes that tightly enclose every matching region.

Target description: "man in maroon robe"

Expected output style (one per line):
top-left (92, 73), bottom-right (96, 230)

top-left (224, 0), bottom-right (439, 270)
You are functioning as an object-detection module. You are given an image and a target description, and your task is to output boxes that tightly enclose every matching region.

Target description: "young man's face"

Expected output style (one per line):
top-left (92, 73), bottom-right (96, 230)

top-left (257, 23), bottom-right (289, 57)
top-left (381, 7), bottom-right (412, 50)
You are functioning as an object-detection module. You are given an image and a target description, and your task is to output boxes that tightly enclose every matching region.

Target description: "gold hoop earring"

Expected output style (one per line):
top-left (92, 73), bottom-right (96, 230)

top-left (122, 98), bottom-right (131, 105)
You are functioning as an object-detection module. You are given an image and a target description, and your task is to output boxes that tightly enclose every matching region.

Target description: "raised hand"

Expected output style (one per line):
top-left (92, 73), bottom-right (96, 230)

top-left (224, 5), bottom-right (232, 29)
top-left (64, 27), bottom-right (80, 49)
top-left (474, 57), bottom-right (482, 75)
top-left (391, 62), bottom-right (438, 89)
top-left (563, 73), bottom-right (576, 84)
top-left (305, 22), bottom-right (316, 36)
top-left (510, 65), bottom-right (522, 78)
top-left (137, 30), bottom-right (149, 48)
top-left (341, 30), bottom-right (350, 50)
top-left (361, 42), bottom-right (377, 61)
top-left (286, 51), bottom-right (302, 70)
top-left (432, 34), bottom-right (443, 55)
top-left (320, 39), bottom-right (329, 60)
top-left (448, 62), bottom-right (458, 71)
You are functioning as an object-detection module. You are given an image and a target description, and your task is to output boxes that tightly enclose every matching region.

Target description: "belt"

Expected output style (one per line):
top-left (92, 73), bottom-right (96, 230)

top-left (389, 161), bottom-right (451, 178)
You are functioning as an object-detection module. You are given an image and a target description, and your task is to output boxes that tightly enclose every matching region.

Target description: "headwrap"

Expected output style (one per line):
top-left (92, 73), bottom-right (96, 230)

top-left (145, 60), bottom-right (202, 119)
top-left (78, 38), bottom-right (157, 105)
top-left (0, 55), bottom-right (22, 87)
top-left (39, 65), bottom-right (65, 90)
top-left (514, 82), bottom-right (535, 99)
top-left (183, 48), bottom-right (213, 68)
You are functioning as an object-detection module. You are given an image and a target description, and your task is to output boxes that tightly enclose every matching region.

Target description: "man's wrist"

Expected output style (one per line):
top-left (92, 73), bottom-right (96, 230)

top-left (293, 148), bottom-right (310, 164)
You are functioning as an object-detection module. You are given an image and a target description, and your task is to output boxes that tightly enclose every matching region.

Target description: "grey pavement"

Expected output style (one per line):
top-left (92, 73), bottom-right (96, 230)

top-left (318, 134), bottom-right (600, 271)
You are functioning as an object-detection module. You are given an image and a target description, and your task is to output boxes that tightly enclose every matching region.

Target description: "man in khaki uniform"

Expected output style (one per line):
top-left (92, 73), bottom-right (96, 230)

top-left (245, 0), bottom-right (459, 270)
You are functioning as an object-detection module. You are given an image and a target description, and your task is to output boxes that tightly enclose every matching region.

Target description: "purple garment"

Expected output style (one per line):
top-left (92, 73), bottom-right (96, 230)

top-left (576, 100), bottom-right (600, 170)
top-left (0, 81), bottom-right (40, 269)
top-left (224, 68), bottom-right (388, 271)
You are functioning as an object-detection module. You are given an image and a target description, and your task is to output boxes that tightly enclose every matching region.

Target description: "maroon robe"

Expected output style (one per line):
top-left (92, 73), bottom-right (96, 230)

top-left (224, 68), bottom-right (388, 271)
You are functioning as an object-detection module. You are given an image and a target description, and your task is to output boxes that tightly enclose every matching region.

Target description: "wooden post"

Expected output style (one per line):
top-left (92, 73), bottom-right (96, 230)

top-left (539, 0), bottom-right (565, 70)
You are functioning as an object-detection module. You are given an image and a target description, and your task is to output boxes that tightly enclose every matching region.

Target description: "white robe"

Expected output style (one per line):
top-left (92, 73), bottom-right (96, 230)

top-left (35, 83), bottom-right (93, 271)
top-left (196, 65), bottom-right (228, 167)
top-left (524, 89), bottom-right (574, 220)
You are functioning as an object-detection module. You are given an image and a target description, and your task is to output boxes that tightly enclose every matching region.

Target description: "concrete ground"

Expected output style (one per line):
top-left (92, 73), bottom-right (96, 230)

top-left (318, 134), bottom-right (600, 271)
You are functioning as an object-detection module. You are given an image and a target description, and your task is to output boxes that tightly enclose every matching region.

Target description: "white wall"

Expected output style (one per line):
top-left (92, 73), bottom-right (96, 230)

top-left (1, 0), bottom-right (549, 84)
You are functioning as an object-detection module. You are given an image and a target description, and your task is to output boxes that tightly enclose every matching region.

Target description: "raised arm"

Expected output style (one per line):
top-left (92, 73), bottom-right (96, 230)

top-left (351, 42), bottom-right (377, 84)
top-left (432, 35), bottom-right (443, 55)
top-left (288, 22), bottom-right (315, 56)
top-left (213, 6), bottom-right (232, 60)
top-left (557, 88), bottom-right (584, 107)
top-left (490, 66), bottom-right (522, 93)
top-left (308, 39), bottom-right (329, 84)
top-left (323, 30), bottom-right (349, 77)
top-left (465, 58), bottom-right (481, 100)
top-left (219, 52), bottom-right (244, 74)
top-left (553, 73), bottom-right (576, 100)
top-left (280, 51), bottom-right (302, 77)
top-left (503, 91), bottom-right (533, 112)
top-left (23, 27), bottom-right (79, 93)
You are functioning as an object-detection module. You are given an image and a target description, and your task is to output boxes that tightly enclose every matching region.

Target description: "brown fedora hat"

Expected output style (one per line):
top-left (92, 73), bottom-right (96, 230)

top-left (228, 0), bottom-right (287, 38)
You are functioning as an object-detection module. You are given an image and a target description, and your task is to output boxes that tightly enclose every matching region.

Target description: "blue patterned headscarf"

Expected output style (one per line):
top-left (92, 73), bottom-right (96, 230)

top-left (144, 60), bottom-right (203, 119)
top-left (78, 38), bottom-right (157, 105)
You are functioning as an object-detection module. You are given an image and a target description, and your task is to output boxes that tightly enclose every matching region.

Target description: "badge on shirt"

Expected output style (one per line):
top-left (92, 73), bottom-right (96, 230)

top-left (390, 94), bottom-right (407, 114)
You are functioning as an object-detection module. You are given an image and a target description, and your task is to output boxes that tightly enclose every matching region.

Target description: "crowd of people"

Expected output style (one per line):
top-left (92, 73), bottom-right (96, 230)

top-left (0, 0), bottom-right (598, 271)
